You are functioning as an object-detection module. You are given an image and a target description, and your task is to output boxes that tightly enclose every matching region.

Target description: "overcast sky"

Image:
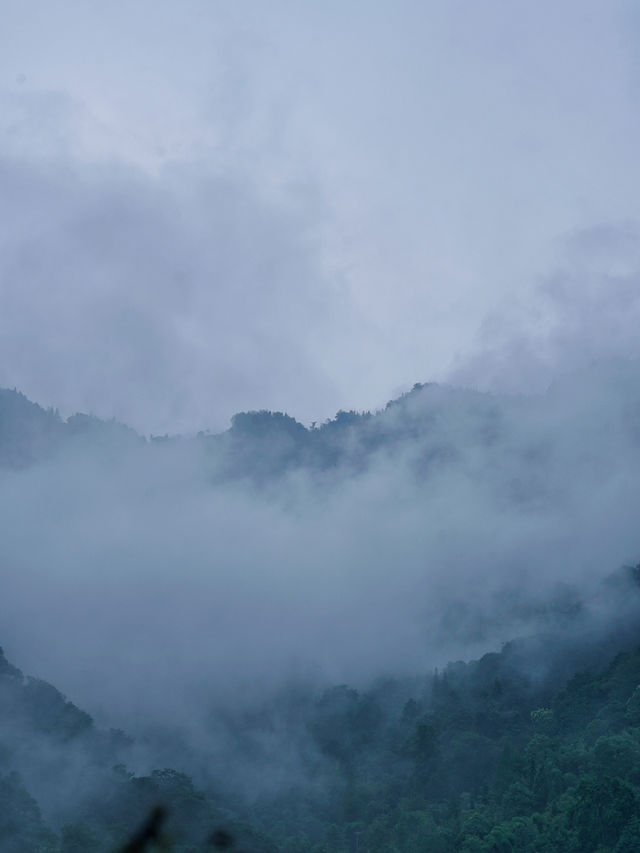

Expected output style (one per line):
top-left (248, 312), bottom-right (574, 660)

top-left (2, 0), bottom-right (640, 433)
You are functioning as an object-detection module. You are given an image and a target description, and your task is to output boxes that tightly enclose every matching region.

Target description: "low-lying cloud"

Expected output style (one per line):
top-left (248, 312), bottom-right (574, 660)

top-left (2, 359), bottom-right (640, 745)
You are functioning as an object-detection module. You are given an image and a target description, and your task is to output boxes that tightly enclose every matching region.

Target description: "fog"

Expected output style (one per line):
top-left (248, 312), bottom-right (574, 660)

top-left (2, 1), bottom-right (640, 432)
top-left (3, 5), bottom-right (640, 836)
top-left (2, 360), bottom-right (640, 759)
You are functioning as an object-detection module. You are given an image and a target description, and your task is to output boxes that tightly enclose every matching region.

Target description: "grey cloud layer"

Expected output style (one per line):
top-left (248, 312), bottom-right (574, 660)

top-left (0, 150), bottom-right (348, 433)
top-left (2, 2), bottom-right (640, 431)
top-left (454, 224), bottom-right (640, 392)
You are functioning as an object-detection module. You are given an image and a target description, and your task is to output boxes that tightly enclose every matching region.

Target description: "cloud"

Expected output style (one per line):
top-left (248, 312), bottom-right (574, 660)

top-left (3, 360), bottom-right (640, 746)
top-left (451, 223), bottom-right (640, 393)
top-left (0, 112), bottom-right (353, 433)
top-left (3, 3), bottom-right (640, 431)
top-left (4, 0), bottom-right (640, 816)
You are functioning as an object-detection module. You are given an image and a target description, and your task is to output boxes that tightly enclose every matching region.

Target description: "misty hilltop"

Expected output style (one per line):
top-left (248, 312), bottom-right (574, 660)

top-left (4, 578), bottom-right (640, 852)
top-left (5, 359), bottom-right (640, 492)
top-left (1, 379), bottom-right (516, 481)
top-left (3, 360), bottom-right (640, 851)
top-left (3, 359), bottom-right (640, 686)
top-left (0, 387), bottom-right (142, 470)
top-left (6, 3), bottom-right (640, 849)
top-left (2, 379), bottom-right (496, 477)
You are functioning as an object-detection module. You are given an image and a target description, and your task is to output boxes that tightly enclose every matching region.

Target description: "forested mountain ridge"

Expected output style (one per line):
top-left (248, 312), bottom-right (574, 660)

top-left (5, 368), bottom-right (639, 489)
top-left (3, 577), bottom-right (640, 852)
top-left (0, 388), bottom-right (64, 468)
top-left (0, 381), bottom-right (467, 476)
top-left (0, 388), bottom-right (140, 469)
top-left (4, 370), bottom-right (640, 850)
top-left (0, 645), bottom-right (276, 852)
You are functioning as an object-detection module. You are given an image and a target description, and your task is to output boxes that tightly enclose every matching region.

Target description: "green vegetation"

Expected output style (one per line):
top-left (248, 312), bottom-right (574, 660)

top-left (244, 637), bottom-right (640, 853)
top-left (3, 632), bottom-right (640, 851)
top-left (3, 384), bottom-right (640, 849)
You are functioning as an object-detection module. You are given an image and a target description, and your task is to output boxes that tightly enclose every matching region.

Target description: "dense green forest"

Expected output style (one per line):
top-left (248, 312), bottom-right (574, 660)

top-left (3, 382), bottom-right (640, 850)
top-left (3, 600), bottom-right (640, 852)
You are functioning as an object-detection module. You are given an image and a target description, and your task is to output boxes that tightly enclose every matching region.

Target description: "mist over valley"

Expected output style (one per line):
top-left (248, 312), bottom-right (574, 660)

top-left (3, 2), bottom-right (640, 848)
top-left (4, 368), bottom-right (640, 849)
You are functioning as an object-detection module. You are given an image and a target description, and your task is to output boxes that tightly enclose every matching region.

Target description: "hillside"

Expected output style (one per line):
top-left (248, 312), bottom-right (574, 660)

top-left (3, 600), bottom-right (640, 851)
top-left (2, 373), bottom-right (640, 850)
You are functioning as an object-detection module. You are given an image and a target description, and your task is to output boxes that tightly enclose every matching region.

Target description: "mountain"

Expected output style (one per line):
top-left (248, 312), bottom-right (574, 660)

top-left (3, 369), bottom-right (640, 850)
top-left (0, 388), bottom-right (140, 470)
top-left (0, 388), bottom-right (64, 469)
top-left (3, 594), bottom-right (640, 852)
top-left (0, 645), bottom-right (275, 852)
